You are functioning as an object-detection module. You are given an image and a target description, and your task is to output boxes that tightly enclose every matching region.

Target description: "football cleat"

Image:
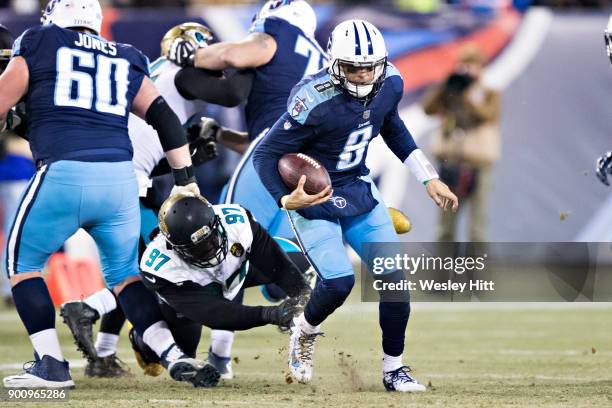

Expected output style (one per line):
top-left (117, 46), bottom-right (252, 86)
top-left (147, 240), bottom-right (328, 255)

top-left (288, 324), bottom-right (323, 384)
top-left (84, 354), bottom-right (132, 378)
top-left (168, 358), bottom-right (220, 388)
top-left (383, 366), bottom-right (426, 392)
top-left (3, 354), bottom-right (75, 389)
top-left (207, 348), bottom-right (233, 380)
top-left (60, 301), bottom-right (100, 361)
top-left (128, 327), bottom-right (164, 377)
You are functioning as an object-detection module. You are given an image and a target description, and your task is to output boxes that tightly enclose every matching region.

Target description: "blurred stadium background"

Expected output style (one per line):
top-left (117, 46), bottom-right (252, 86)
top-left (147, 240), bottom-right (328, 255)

top-left (0, 0), bottom-right (611, 406)
top-left (2, 0), bottom-right (611, 246)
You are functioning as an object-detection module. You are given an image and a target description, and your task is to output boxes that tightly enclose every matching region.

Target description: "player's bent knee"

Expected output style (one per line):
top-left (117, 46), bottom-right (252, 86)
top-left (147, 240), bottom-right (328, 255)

top-left (10, 271), bottom-right (43, 287)
top-left (319, 275), bottom-right (355, 300)
top-left (111, 275), bottom-right (141, 295)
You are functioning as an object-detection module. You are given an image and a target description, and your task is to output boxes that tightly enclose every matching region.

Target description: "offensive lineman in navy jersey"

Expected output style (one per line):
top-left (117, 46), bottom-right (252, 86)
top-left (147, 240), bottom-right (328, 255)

top-left (166, 0), bottom-right (326, 374)
top-left (168, 0), bottom-right (327, 239)
top-left (253, 20), bottom-right (458, 392)
top-left (0, 0), bottom-right (219, 388)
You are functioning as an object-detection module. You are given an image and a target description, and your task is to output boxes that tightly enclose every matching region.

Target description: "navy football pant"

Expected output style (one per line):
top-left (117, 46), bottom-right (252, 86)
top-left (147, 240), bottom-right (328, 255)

top-left (288, 180), bottom-right (410, 357)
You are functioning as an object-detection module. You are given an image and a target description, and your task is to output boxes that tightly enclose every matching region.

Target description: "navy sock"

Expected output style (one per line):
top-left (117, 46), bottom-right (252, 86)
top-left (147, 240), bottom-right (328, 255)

top-left (12, 277), bottom-right (55, 335)
top-left (117, 281), bottom-right (163, 335)
top-left (379, 301), bottom-right (410, 356)
top-left (377, 270), bottom-right (411, 356)
top-left (99, 303), bottom-right (126, 335)
top-left (304, 275), bottom-right (354, 326)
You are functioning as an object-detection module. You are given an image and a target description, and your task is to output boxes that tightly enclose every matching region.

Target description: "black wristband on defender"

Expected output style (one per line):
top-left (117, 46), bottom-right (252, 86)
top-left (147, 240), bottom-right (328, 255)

top-left (172, 165), bottom-right (196, 186)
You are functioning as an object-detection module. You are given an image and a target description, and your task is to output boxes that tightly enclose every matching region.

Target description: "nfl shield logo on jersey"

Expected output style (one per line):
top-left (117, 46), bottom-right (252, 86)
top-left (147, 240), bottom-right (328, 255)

top-left (363, 110), bottom-right (370, 120)
top-left (291, 96), bottom-right (308, 118)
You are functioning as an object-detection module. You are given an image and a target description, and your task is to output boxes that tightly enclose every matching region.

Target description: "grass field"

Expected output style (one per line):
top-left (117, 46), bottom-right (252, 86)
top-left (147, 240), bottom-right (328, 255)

top-left (0, 292), bottom-right (611, 407)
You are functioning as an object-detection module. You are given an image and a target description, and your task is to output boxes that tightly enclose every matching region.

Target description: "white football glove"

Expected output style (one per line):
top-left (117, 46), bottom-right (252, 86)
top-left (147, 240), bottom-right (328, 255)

top-left (168, 39), bottom-right (196, 67)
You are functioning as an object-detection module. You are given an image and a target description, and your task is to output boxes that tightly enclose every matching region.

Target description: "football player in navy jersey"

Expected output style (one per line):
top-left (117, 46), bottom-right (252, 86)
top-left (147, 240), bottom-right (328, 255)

top-left (168, 0), bottom-right (327, 239)
top-left (166, 0), bottom-right (326, 375)
top-left (0, 0), bottom-right (220, 388)
top-left (253, 20), bottom-right (458, 392)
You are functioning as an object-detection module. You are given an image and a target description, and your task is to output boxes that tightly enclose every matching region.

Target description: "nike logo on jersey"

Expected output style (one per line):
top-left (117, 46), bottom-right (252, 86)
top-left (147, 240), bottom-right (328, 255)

top-left (143, 275), bottom-right (156, 284)
top-left (304, 91), bottom-right (315, 103)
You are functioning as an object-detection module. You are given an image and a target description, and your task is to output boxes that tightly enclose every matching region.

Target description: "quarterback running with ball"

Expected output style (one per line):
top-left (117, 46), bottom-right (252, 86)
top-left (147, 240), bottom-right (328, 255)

top-left (253, 20), bottom-right (458, 392)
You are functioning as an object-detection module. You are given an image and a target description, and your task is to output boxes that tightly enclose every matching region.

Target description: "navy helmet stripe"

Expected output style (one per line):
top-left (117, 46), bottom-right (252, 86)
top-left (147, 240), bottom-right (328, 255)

top-left (352, 22), bottom-right (362, 56)
top-left (362, 22), bottom-right (374, 55)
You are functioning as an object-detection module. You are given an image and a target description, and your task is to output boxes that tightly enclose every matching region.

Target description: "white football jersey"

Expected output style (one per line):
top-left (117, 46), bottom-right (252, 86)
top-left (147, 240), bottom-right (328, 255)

top-left (129, 58), bottom-right (206, 196)
top-left (140, 204), bottom-right (253, 300)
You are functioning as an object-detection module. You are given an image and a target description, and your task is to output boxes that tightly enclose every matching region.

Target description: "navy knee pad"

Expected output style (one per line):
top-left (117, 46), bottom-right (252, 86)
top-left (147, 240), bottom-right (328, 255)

top-left (304, 275), bottom-right (355, 326)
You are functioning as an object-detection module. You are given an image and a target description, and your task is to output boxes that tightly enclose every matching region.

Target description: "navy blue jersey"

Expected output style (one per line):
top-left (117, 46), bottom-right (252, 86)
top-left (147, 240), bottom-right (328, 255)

top-left (252, 64), bottom-right (418, 219)
top-left (12, 24), bottom-right (149, 164)
top-left (245, 17), bottom-right (327, 140)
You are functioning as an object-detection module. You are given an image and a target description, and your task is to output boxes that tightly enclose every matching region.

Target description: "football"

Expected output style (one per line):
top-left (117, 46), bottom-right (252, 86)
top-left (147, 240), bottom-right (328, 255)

top-left (278, 153), bottom-right (331, 195)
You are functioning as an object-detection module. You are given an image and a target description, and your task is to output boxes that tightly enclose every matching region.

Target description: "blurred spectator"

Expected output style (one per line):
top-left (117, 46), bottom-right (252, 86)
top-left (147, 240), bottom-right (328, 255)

top-left (0, 134), bottom-right (35, 306)
top-left (422, 44), bottom-right (500, 242)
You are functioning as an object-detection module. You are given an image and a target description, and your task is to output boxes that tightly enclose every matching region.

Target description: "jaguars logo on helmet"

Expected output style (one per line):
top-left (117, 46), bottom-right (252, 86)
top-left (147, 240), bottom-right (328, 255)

top-left (161, 22), bottom-right (213, 58)
top-left (158, 193), bottom-right (228, 268)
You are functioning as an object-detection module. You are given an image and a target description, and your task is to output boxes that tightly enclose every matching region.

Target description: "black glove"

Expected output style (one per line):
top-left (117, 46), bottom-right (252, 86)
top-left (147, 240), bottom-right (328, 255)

top-left (596, 151), bottom-right (612, 186)
top-left (260, 296), bottom-right (306, 331)
top-left (186, 117), bottom-right (219, 166)
top-left (168, 39), bottom-right (196, 68)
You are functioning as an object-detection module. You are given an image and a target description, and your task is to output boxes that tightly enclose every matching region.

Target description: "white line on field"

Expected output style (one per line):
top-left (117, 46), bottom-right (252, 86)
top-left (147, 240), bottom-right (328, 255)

top-left (0, 358), bottom-right (138, 371)
top-left (423, 373), bottom-right (610, 382)
top-left (337, 302), bottom-right (612, 314)
top-left (500, 349), bottom-right (612, 356)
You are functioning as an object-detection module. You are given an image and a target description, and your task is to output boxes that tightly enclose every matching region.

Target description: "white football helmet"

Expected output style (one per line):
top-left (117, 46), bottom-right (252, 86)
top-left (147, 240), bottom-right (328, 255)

top-left (327, 20), bottom-right (387, 100)
top-left (41, 0), bottom-right (103, 35)
top-left (253, 0), bottom-right (317, 38)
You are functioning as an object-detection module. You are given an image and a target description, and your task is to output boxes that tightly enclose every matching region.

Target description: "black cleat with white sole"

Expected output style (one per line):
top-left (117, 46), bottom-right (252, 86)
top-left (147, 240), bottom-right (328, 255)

top-left (60, 301), bottom-right (100, 361)
top-left (168, 358), bottom-right (220, 388)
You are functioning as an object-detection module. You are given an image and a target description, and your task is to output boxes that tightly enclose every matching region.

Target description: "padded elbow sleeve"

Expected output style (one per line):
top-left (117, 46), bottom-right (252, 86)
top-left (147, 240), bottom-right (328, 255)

top-left (145, 96), bottom-right (187, 152)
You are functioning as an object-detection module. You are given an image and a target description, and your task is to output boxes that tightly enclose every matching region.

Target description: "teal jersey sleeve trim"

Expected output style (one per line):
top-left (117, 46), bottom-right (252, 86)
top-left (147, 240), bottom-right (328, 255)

top-left (287, 74), bottom-right (340, 125)
top-left (385, 62), bottom-right (402, 79)
top-left (250, 18), bottom-right (266, 34)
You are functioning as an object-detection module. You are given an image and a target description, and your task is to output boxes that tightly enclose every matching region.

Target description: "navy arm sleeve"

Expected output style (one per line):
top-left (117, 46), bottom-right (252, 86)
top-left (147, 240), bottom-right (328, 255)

top-left (174, 68), bottom-right (254, 107)
top-left (252, 113), bottom-right (317, 205)
top-left (379, 75), bottom-right (418, 162)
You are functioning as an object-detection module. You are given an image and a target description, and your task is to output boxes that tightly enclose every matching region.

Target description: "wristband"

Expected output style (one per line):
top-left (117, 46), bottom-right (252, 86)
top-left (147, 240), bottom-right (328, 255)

top-left (172, 165), bottom-right (196, 186)
top-left (404, 149), bottom-right (439, 184)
